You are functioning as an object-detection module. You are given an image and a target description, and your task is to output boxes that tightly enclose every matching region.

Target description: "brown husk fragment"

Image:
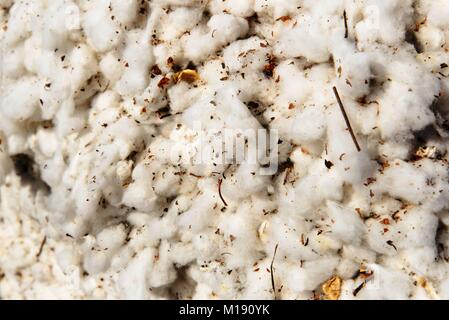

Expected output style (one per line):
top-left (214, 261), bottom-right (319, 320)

top-left (322, 276), bottom-right (342, 300)
top-left (174, 69), bottom-right (200, 84)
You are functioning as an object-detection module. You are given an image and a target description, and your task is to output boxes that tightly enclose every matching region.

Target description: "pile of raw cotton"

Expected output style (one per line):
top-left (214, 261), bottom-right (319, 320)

top-left (1, 0), bottom-right (449, 299)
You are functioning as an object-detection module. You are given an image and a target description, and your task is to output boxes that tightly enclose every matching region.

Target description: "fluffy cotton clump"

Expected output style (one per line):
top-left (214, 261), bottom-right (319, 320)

top-left (1, 0), bottom-right (449, 300)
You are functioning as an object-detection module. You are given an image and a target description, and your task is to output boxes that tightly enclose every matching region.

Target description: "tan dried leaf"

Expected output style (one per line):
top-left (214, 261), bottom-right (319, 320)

top-left (322, 276), bottom-right (342, 300)
top-left (257, 221), bottom-right (269, 243)
top-left (174, 69), bottom-right (200, 84)
top-left (417, 276), bottom-right (438, 299)
top-left (415, 146), bottom-right (437, 159)
top-left (276, 16), bottom-right (292, 22)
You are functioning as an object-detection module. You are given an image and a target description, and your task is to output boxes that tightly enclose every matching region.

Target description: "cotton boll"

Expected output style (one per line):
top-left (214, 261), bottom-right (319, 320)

top-left (54, 100), bottom-right (87, 137)
top-left (254, 0), bottom-right (302, 18)
top-left (118, 247), bottom-right (156, 299)
top-left (277, 257), bottom-right (339, 294)
top-left (209, 0), bottom-right (255, 18)
top-left (191, 283), bottom-right (215, 300)
top-left (426, 0), bottom-right (449, 29)
top-left (221, 165), bottom-right (269, 202)
top-left (274, 14), bottom-right (330, 63)
top-left (3, 0), bottom-right (43, 46)
top-left (265, 213), bottom-right (317, 261)
top-left (152, 165), bottom-right (182, 197)
top-left (40, 1), bottom-right (80, 52)
top-left (68, 44), bottom-right (98, 92)
top-left (55, 245), bottom-right (81, 275)
top-left (366, 207), bottom-right (438, 255)
top-left (96, 224), bottom-right (127, 252)
top-left (354, 0), bottom-right (414, 47)
top-left (326, 105), bottom-right (376, 185)
top-left (2, 45), bottom-right (26, 79)
top-left (278, 161), bottom-right (344, 218)
top-left (158, 7), bottom-right (203, 42)
top-left (132, 219), bottom-right (176, 248)
top-left (151, 42), bottom-right (183, 72)
top-left (134, 76), bottom-right (170, 112)
top-left (341, 264), bottom-right (413, 299)
top-left (183, 85), bottom-right (260, 131)
top-left (91, 90), bottom-right (121, 113)
top-left (216, 210), bottom-right (262, 268)
top-left (311, 231), bottom-right (343, 255)
top-left (199, 59), bottom-right (229, 84)
top-left (342, 245), bottom-right (377, 265)
top-left (168, 83), bottom-right (203, 113)
top-left (83, 250), bottom-right (112, 275)
top-left (222, 37), bottom-right (271, 73)
top-left (21, 36), bottom-right (44, 75)
top-left (183, 13), bottom-right (249, 62)
top-left (40, 155), bottom-right (66, 189)
top-left (439, 278), bottom-right (449, 299)
top-left (148, 137), bottom-right (178, 165)
top-left (169, 241), bottom-right (196, 266)
top-left (289, 147), bottom-right (315, 178)
top-left (417, 25), bottom-right (445, 52)
top-left (110, 0), bottom-right (138, 27)
top-left (336, 259), bottom-right (359, 279)
top-left (116, 31), bottom-right (153, 96)
top-left (3, 0), bottom-right (449, 300)
top-left (207, 13), bottom-right (249, 44)
top-left (241, 258), bottom-right (273, 299)
top-left (273, 61), bottom-right (312, 110)
top-left (147, 241), bottom-right (177, 288)
top-left (377, 72), bottom-right (438, 140)
top-left (82, 0), bottom-right (123, 52)
top-left (402, 247), bottom-right (439, 277)
top-left (35, 129), bottom-right (59, 158)
top-left (109, 119), bottom-right (145, 159)
top-left (398, 210), bottom-right (439, 249)
top-left (326, 201), bottom-right (365, 245)
top-left (377, 140), bottom-right (411, 160)
top-left (177, 189), bottom-right (217, 233)
top-left (122, 173), bottom-right (158, 214)
top-left (0, 76), bottom-right (41, 121)
top-left (99, 52), bottom-right (124, 84)
top-left (331, 40), bottom-right (373, 99)
top-left (374, 160), bottom-right (430, 205)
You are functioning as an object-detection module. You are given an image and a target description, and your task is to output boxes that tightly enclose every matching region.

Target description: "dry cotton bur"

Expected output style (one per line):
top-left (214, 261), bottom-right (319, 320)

top-left (1, 0), bottom-right (449, 300)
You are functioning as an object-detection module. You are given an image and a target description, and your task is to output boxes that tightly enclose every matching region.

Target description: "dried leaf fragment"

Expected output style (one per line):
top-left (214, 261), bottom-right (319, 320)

top-left (174, 69), bottom-right (200, 84)
top-left (276, 16), bottom-right (291, 22)
top-left (322, 276), bottom-right (342, 300)
top-left (263, 55), bottom-right (277, 78)
top-left (417, 276), bottom-right (438, 299)
top-left (157, 76), bottom-right (170, 88)
top-left (415, 146), bottom-right (437, 159)
top-left (257, 221), bottom-right (269, 243)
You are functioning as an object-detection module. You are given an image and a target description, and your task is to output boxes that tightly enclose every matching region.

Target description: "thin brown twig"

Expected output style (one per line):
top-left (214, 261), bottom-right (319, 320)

top-left (343, 10), bottom-right (349, 38)
top-left (218, 178), bottom-right (228, 207)
top-left (270, 244), bottom-right (279, 299)
top-left (36, 236), bottom-right (47, 259)
top-left (332, 86), bottom-right (361, 152)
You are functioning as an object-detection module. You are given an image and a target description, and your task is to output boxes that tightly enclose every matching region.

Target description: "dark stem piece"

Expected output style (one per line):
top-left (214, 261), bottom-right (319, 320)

top-left (218, 178), bottom-right (228, 207)
top-left (343, 10), bottom-right (349, 39)
top-left (36, 236), bottom-right (47, 259)
top-left (270, 244), bottom-right (279, 299)
top-left (333, 86), bottom-right (361, 152)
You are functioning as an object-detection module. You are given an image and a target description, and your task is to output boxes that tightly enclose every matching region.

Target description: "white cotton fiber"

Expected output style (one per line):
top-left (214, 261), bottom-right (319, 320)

top-left (2, 0), bottom-right (449, 301)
